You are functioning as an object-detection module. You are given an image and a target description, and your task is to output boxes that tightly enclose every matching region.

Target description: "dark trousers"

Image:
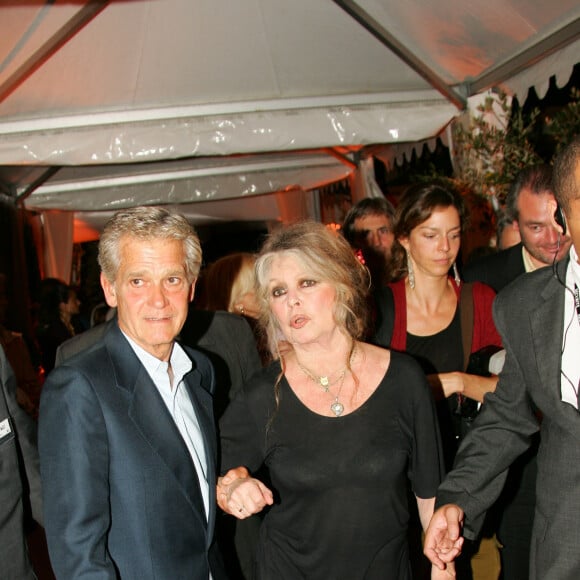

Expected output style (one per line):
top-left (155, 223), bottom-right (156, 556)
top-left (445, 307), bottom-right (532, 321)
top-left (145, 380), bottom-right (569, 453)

top-left (497, 437), bottom-right (538, 580)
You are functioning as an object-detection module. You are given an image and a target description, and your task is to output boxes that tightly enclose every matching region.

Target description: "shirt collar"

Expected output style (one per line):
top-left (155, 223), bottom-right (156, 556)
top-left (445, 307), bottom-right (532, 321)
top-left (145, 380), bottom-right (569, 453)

top-left (569, 245), bottom-right (580, 289)
top-left (522, 245), bottom-right (541, 273)
top-left (121, 332), bottom-right (192, 387)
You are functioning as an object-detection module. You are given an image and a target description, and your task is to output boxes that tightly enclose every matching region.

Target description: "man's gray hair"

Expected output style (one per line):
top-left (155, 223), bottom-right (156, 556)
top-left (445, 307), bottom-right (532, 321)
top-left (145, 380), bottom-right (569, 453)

top-left (98, 206), bottom-right (202, 283)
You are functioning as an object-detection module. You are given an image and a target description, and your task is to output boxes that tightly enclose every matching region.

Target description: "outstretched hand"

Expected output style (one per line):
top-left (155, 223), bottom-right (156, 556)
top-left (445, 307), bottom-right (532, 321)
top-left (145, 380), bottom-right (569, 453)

top-left (424, 504), bottom-right (465, 570)
top-left (217, 466), bottom-right (274, 519)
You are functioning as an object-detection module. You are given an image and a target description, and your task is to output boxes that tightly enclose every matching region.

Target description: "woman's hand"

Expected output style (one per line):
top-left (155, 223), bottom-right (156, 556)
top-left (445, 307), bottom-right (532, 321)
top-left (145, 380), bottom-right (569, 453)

top-left (428, 373), bottom-right (497, 402)
top-left (217, 466), bottom-right (274, 519)
top-left (461, 373), bottom-right (497, 402)
top-left (427, 372), bottom-right (464, 400)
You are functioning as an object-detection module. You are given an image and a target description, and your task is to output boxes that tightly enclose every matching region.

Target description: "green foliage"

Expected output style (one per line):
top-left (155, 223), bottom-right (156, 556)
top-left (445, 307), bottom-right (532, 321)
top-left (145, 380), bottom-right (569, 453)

top-left (545, 87), bottom-right (580, 155)
top-left (451, 90), bottom-right (542, 204)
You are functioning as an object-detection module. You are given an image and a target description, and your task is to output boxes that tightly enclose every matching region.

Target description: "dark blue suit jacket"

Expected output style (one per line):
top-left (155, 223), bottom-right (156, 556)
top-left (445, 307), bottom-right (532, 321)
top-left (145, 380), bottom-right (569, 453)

top-left (39, 321), bottom-right (227, 579)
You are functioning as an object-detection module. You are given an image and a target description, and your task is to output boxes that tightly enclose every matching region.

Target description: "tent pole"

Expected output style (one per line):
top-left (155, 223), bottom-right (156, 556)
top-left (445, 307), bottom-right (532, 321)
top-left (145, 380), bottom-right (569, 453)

top-left (0, 1), bottom-right (110, 104)
top-left (470, 18), bottom-right (580, 95)
top-left (331, 0), bottom-right (467, 110)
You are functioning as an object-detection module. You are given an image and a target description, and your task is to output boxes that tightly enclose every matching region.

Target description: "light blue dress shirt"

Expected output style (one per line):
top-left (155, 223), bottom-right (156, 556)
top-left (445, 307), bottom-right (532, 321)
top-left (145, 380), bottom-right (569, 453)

top-left (123, 334), bottom-right (210, 518)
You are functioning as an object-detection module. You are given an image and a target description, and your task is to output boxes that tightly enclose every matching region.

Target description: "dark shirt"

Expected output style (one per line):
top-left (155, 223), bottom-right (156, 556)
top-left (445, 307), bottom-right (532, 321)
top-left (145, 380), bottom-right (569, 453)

top-left (220, 353), bottom-right (444, 580)
top-left (406, 308), bottom-right (463, 470)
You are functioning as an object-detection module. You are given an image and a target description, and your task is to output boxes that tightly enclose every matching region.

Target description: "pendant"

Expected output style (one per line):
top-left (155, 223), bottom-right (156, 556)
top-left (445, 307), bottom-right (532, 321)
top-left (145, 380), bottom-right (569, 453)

top-left (319, 376), bottom-right (329, 387)
top-left (330, 401), bottom-right (344, 417)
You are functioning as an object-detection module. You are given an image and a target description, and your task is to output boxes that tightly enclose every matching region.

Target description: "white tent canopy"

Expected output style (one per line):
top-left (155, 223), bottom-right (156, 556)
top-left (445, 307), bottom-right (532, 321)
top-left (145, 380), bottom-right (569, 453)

top-left (1, 0), bottom-right (579, 235)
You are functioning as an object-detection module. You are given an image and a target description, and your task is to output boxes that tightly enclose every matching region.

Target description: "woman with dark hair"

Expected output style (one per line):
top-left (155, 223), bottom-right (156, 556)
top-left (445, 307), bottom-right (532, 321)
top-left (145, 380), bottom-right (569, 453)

top-left (373, 182), bottom-right (503, 578)
top-left (217, 221), bottom-right (449, 579)
top-left (35, 278), bottom-right (80, 374)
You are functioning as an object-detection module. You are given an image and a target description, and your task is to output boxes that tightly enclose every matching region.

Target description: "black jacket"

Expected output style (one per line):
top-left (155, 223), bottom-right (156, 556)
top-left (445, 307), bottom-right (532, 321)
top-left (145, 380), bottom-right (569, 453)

top-left (463, 243), bottom-right (526, 292)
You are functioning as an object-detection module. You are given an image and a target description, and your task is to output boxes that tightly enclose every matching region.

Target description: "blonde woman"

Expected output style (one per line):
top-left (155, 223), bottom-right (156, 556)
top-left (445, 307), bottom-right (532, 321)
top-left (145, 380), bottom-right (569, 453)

top-left (201, 252), bottom-right (260, 318)
top-left (217, 222), bottom-right (450, 579)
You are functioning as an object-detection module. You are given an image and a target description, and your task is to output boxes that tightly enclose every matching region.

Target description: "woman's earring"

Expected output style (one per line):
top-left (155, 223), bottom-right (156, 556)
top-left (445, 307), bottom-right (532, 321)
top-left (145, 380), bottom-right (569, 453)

top-left (407, 251), bottom-right (415, 290)
top-left (236, 304), bottom-right (245, 315)
top-left (453, 262), bottom-right (461, 287)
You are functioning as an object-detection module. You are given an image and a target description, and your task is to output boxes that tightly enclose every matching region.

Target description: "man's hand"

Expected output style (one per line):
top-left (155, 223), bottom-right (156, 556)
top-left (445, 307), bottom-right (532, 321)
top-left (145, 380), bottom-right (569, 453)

top-left (424, 504), bottom-right (465, 570)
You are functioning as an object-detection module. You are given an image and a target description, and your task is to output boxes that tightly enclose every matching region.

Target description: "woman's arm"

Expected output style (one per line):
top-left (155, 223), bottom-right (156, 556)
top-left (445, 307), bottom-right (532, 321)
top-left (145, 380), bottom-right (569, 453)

top-left (416, 496), bottom-right (436, 532)
top-left (417, 497), bottom-right (458, 578)
top-left (428, 373), bottom-right (498, 403)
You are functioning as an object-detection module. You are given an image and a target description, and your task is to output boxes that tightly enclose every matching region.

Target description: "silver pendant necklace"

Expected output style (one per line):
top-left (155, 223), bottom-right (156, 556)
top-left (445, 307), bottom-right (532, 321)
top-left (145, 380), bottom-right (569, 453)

top-left (329, 370), bottom-right (347, 416)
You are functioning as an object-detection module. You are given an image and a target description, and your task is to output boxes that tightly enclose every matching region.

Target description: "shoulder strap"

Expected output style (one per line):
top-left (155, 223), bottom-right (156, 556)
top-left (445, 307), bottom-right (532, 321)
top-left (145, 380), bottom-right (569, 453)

top-left (460, 282), bottom-right (474, 371)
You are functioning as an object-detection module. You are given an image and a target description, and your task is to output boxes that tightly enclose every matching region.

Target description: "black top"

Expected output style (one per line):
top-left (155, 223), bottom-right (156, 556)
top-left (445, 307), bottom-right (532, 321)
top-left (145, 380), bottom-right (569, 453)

top-left (406, 308), bottom-right (464, 470)
top-left (36, 318), bottom-right (74, 374)
top-left (406, 307), bottom-right (463, 375)
top-left (220, 351), bottom-right (444, 580)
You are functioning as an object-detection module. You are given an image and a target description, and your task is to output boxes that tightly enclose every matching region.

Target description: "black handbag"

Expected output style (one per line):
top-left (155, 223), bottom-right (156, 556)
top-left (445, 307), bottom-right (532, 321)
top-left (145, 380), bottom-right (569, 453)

top-left (456, 283), bottom-right (502, 436)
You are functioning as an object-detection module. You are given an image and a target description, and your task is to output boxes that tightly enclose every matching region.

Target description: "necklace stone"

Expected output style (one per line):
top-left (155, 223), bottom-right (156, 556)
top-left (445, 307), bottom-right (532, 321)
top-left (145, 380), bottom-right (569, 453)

top-left (330, 400), bottom-right (344, 417)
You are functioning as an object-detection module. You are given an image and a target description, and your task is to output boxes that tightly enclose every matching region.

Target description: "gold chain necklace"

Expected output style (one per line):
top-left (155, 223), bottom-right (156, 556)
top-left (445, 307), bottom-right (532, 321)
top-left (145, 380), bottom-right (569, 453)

top-left (296, 347), bottom-right (356, 417)
top-left (296, 362), bottom-right (346, 391)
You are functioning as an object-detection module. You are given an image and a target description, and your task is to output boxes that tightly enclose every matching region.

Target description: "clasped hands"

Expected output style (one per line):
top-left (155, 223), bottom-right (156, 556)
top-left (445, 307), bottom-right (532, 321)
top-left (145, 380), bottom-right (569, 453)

top-left (217, 466), bottom-right (274, 519)
top-left (424, 504), bottom-right (465, 573)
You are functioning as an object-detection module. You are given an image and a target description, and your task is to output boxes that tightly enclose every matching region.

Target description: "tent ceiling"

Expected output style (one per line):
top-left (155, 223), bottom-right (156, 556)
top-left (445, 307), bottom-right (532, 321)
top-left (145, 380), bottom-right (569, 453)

top-left (14, 150), bottom-right (354, 210)
top-left (0, 0), bottom-right (578, 228)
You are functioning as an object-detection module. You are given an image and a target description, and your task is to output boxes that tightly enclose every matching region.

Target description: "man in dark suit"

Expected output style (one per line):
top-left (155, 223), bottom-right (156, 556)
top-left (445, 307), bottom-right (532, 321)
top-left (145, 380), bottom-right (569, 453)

top-left (0, 344), bottom-right (43, 579)
top-left (463, 164), bottom-right (571, 292)
top-left (424, 138), bottom-right (580, 579)
top-left (55, 307), bottom-right (263, 579)
top-left (39, 207), bottom-right (228, 579)
top-left (462, 164), bottom-right (573, 580)
top-left (56, 308), bottom-right (261, 420)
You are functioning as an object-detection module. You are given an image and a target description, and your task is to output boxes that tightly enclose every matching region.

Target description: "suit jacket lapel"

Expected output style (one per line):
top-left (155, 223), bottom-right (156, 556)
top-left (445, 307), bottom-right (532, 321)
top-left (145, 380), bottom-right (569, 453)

top-left (184, 369), bottom-right (218, 543)
top-left (105, 325), bottom-right (208, 525)
top-left (529, 260), bottom-right (567, 402)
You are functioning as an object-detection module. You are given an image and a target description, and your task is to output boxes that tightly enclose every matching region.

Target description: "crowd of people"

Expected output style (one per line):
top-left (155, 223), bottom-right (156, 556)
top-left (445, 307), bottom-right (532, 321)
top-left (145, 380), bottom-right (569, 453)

top-left (1, 137), bottom-right (579, 579)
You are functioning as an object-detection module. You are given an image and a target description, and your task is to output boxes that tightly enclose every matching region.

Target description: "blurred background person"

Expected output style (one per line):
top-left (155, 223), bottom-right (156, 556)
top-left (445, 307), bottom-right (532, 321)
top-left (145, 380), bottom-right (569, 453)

top-left (495, 210), bottom-right (521, 251)
top-left (342, 196), bottom-right (396, 286)
top-left (0, 273), bottom-right (42, 419)
top-left (199, 252), bottom-right (269, 365)
top-left (200, 252), bottom-right (260, 317)
top-left (89, 302), bottom-right (115, 328)
top-left (218, 221), bottom-right (447, 579)
top-left (35, 278), bottom-right (81, 375)
top-left (372, 182), bottom-right (502, 579)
